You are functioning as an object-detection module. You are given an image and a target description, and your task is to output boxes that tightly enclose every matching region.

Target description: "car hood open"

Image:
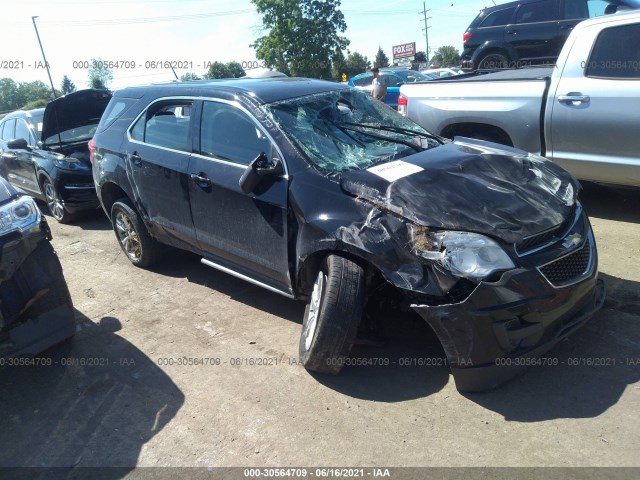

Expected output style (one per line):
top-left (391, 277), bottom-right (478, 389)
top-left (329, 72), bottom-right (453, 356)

top-left (41, 89), bottom-right (112, 146)
top-left (339, 138), bottom-right (578, 244)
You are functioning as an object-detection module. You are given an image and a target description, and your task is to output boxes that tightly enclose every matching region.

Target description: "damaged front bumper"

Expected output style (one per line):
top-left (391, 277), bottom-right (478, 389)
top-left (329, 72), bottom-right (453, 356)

top-left (412, 261), bottom-right (605, 393)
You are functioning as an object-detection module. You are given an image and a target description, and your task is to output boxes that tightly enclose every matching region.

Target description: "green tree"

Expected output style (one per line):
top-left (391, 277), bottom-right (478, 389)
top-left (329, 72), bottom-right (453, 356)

top-left (204, 61), bottom-right (246, 79)
top-left (180, 72), bottom-right (201, 81)
top-left (251, 0), bottom-right (349, 79)
top-left (414, 51), bottom-right (427, 63)
top-left (61, 75), bottom-right (76, 95)
top-left (22, 99), bottom-right (48, 110)
top-left (226, 61), bottom-right (245, 78)
top-left (430, 46), bottom-right (460, 67)
top-left (0, 78), bottom-right (21, 112)
top-left (17, 81), bottom-right (53, 105)
top-left (344, 52), bottom-right (371, 78)
top-left (331, 47), bottom-right (346, 81)
top-left (373, 47), bottom-right (389, 68)
top-left (88, 58), bottom-right (113, 89)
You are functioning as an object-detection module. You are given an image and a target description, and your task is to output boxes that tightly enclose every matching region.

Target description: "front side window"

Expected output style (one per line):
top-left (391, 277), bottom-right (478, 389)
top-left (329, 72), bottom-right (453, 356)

top-left (516, 0), bottom-right (556, 23)
top-left (264, 89), bottom-right (441, 175)
top-left (199, 101), bottom-right (272, 165)
top-left (585, 24), bottom-right (640, 79)
top-left (14, 119), bottom-right (32, 145)
top-left (130, 101), bottom-right (193, 152)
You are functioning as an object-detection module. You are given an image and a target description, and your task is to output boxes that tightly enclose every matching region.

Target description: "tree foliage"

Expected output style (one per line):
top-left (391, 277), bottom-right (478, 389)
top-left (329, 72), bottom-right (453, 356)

top-left (414, 51), bottom-right (427, 63)
top-left (23, 99), bottom-right (48, 110)
top-left (203, 61), bottom-right (246, 79)
top-left (331, 47), bottom-right (347, 81)
top-left (251, 0), bottom-right (349, 79)
top-left (374, 47), bottom-right (390, 68)
top-left (0, 78), bottom-right (54, 113)
top-left (431, 46), bottom-right (460, 67)
top-left (180, 72), bottom-right (201, 81)
top-left (88, 58), bottom-right (113, 89)
top-left (343, 52), bottom-right (371, 79)
top-left (61, 75), bottom-right (76, 95)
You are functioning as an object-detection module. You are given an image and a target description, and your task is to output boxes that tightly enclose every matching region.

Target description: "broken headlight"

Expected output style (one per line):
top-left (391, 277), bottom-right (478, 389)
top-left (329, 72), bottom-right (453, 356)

top-left (0, 195), bottom-right (41, 235)
top-left (410, 227), bottom-right (515, 281)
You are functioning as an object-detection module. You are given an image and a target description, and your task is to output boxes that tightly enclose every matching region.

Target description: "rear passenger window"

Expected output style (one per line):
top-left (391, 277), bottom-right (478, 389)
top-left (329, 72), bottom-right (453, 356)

top-left (516, 0), bottom-right (556, 23)
top-left (1, 119), bottom-right (15, 140)
top-left (353, 76), bottom-right (373, 87)
top-left (479, 7), bottom-right (517, 27)
top-left (563, 0), bottom-right (589, 20)
top-left (200, 101), bottom-right (271, 165)
top-left (382, 75), bottom-right (400, 87)
top-left (585, 24), bottom-right (640, 79)
top-left (130, 101), bottom-right (193, 152)
top-left (97, 98), bottom-right (136, 133)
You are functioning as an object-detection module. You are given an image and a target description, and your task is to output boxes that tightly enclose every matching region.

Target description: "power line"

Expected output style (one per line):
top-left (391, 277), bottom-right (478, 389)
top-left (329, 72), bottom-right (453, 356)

top-left (40, 9), bottom-right (254, 26)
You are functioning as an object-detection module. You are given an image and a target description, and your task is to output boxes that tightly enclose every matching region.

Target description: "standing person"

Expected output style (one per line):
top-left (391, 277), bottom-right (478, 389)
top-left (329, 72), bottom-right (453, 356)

top-left (371, 67), bottom-right (387, 102)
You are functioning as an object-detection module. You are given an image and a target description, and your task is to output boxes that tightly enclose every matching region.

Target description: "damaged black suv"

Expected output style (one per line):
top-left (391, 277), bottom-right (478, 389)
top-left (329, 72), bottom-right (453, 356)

top-left (92, 78), bottom-right (605, 392)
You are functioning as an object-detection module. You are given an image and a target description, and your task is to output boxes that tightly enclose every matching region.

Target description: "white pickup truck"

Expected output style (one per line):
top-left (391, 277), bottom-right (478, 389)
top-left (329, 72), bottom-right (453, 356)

top-left (399, 11), bottom-right (640, 188)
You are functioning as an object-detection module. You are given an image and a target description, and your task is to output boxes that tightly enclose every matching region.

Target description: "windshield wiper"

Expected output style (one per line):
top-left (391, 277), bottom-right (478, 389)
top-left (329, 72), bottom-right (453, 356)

top-left (343, 122), bottom-right (445, 144)
top-left (338, 125), bottom-right (424, 152)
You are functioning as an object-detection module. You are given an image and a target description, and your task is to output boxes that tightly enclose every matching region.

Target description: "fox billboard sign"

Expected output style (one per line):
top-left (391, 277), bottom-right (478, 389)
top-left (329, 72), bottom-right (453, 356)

top-left (392, 42), bottom-right (416, 60)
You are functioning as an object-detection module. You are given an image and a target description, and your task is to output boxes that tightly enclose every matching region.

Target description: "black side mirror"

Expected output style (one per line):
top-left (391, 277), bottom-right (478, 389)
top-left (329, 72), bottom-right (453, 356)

top-left (7, 138), bottom-right (29, 150)
top-left (239, 152), bottom-right (284, 194)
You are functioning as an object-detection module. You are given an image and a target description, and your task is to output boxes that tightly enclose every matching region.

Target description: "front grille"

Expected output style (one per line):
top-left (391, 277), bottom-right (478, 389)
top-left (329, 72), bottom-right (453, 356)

top-left (539, 237), bottom-right (592, 287)
top-left (516, 204), bottom-right (577, 255)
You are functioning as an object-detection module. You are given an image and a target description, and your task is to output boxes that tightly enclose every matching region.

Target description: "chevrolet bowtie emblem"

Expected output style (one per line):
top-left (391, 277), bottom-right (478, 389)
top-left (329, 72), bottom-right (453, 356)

top-left (563, 233), bottom-right (583, 249)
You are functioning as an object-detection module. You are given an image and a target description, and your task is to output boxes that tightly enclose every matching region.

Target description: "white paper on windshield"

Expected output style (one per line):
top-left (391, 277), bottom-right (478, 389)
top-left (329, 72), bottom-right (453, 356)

top-left (367, 160), bottom-right (423, 182)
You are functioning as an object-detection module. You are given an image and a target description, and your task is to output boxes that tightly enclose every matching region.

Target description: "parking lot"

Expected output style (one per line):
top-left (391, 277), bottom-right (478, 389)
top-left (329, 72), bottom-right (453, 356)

top-left (1, 183), bottom-right (638, 471)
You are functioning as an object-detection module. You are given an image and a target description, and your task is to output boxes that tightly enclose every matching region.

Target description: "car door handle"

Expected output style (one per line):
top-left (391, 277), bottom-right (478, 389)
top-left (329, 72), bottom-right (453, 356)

top-left (127, 152), bottom-right (142, 167)
top-left (190, 172), bottom-right (212, 187)
top-left (558, 94), bottom-right (590, 105)
top-left (505, 29), bottom-right (518, 35)
top-left (560, 25), bottom-right (575, 30)
top-left (1, 151), bottom-right (17, 160)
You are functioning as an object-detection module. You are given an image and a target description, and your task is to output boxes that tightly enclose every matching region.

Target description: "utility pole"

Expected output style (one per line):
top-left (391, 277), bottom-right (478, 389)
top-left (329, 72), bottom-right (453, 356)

top-left (32, 16), bottom-right (57, 99)
top-left (421, 3), bottom-right (432, 65)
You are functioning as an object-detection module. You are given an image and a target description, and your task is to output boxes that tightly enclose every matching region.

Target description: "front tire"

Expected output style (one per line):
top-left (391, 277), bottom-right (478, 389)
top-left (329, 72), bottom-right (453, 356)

top-left (299, 255), bottom-right (366, 374)
top-left (111, 198), bottom-right (161, 267)
top-left (43, 179), bottom-right (75, 224)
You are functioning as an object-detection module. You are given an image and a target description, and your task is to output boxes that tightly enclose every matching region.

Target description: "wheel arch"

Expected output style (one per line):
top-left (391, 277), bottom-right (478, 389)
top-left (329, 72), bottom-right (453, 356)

top-left (99, 182), bottom-right (131, 220)
top-left (441, 122), bottom-right (514, 147)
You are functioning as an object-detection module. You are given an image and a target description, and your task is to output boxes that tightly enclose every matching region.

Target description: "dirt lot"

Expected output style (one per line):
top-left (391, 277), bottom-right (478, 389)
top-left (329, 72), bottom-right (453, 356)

top-left (1, 183), bottom-right (639, 472)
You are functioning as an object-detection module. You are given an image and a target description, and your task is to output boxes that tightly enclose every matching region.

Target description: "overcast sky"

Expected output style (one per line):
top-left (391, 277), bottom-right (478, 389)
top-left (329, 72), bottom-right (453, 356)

top-left (4, 0), bottom-right (492, 90)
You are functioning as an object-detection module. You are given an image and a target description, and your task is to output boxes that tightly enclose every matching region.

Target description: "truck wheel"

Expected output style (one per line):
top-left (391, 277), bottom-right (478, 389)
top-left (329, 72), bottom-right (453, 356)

top-left (299, 255), bottom-right (366, 374)
top-left (43, 179), bottom-right (76, 224)
top-left (477, 53), bottom-right (509, 70)
top-left (111, 198), bottom-right (161, 267)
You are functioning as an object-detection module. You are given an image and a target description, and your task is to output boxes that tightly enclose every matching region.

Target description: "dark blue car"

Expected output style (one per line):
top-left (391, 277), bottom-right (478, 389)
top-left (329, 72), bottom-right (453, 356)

top-left (348, 68), bottom-right (435, 109)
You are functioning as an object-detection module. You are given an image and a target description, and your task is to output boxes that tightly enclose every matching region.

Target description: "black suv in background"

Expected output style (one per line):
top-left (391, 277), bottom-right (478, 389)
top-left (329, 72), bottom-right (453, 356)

top-left (461, 0), bottom-right (631, 69)
top-left (0, 90), bottom-right (111, 222)
top-left (91, 78), bottom-right (604, 392)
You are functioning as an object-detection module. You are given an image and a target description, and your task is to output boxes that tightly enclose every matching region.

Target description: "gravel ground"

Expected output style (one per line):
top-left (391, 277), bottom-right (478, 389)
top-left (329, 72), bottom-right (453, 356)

top-left (0, 183), bottom-right (638, 473)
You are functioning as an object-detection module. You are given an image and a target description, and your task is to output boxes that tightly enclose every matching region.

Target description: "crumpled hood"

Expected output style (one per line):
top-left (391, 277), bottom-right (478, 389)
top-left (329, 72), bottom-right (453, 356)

top-left (340, 138), bottom-right (578, 244)
top-left (41, 89), bottom-right (111, 146)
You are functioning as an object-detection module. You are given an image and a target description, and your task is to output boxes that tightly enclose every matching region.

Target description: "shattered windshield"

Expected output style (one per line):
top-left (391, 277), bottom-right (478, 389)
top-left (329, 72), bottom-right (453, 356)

top-left (264, 89), bottom-right (441, 174)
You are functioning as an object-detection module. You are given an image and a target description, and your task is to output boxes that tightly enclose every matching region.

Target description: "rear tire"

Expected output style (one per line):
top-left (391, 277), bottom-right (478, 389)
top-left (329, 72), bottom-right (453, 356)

top-left (477, 52), bottom-right (509, 70)
top-left (111, 198), bottom-right (162, 267)
top-left (299, 255), bottom-right (366, 374)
